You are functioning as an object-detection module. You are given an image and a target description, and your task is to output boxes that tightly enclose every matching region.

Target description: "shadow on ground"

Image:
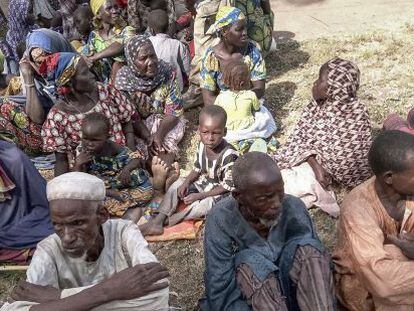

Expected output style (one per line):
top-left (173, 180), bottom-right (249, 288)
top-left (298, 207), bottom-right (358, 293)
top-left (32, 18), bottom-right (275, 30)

top-left (266, 81), bottom-right (298, 125)
top-left (267, 33), bottom-right (310, 79)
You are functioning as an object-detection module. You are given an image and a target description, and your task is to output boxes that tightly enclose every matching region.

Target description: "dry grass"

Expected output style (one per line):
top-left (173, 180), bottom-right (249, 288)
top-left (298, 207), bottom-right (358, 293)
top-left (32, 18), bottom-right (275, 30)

top-left (2, 25), bottom-right (414, 309)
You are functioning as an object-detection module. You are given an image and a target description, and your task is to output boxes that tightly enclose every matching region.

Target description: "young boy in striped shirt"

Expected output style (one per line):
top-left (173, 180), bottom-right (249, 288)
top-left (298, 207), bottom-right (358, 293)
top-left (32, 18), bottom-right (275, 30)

top-left (140, 105), bottom-right (239, 236)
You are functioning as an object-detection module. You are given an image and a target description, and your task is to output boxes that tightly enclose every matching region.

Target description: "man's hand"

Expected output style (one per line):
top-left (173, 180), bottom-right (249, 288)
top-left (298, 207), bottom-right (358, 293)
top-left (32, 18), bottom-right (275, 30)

top-left (387, 232), bottom-right (414, 260)
top-left (178, 182), bottom-right (190, 199)
top-left (103, 262), bottom-right (169, 301)
top-left (11, 281), bottom-right (60, 303)
top-left (183, 192), bottom-right (204, 205)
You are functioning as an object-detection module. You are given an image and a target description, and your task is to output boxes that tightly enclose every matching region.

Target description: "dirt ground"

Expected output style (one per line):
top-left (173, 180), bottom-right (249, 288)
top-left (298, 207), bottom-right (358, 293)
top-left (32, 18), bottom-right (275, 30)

top-left (272, 0), bottom-right (414, 40)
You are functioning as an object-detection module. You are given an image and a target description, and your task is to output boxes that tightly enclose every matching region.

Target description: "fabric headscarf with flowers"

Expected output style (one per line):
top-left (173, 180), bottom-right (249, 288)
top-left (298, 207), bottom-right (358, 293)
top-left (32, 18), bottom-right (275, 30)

top-left (273, 58), bottom-right (372, 188)
top-left (38, 52), bottom-right (81, 96)
top-left (207, 6), bottom-right (246, 34)
top-left (115, 35), bottom-right (173, 93)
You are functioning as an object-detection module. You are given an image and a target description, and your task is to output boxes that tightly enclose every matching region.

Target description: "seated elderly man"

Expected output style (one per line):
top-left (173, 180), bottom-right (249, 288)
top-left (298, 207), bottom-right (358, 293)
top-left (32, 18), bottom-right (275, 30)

top-left (200, 152), bottom-right (335, 310)
top-left (2, 172), bottom-right (169, 311)
top-left (334, 130), bottom-right (414, 310)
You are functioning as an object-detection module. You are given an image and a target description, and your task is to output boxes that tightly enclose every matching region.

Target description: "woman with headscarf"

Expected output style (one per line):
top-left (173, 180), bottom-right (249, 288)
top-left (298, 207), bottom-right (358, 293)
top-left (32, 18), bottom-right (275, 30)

top-left (83, 0), bottom-right (135, 81)
top-left (115, 35), bottom-right (186, 158)
top-left (200, 6), bottom-right (267, 105)
top-left (200, 6), bottom-right (276, 153)
top-left (0, 28), bottom-right (75, 151)
top-left (235, 0), bottom-right (274, 56)
top-left (0, 140), bottom-right (53, 264)
top-left (274, 58), bottom-right (372, 190)
top-left (41, 52), bottom-right (136, 176)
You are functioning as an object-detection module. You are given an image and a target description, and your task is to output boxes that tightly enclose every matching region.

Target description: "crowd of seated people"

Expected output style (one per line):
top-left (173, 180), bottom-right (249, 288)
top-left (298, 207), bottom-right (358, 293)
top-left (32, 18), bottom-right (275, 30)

top-left (1, 0), bottom-right (414, 310)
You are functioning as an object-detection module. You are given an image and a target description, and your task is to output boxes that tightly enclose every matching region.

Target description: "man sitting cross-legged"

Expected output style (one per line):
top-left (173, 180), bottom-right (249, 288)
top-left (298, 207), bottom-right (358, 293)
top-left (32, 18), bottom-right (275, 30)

top-left (2, 172), bottom-right (169, 311)
top-left (334, 130), bottom-right (414, 310)
top-left (200, 152), bottom-right (335, 310)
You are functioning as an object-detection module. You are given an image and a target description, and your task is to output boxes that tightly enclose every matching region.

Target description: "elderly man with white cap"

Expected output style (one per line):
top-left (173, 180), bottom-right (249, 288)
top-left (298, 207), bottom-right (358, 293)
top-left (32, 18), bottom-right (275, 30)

top-left (2, 172), bottom-right (170, 311)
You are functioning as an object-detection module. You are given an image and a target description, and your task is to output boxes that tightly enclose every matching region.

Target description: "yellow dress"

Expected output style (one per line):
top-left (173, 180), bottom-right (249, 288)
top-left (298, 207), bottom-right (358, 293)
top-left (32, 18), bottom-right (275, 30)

top-left (214, 90), bottom-right (260, 131)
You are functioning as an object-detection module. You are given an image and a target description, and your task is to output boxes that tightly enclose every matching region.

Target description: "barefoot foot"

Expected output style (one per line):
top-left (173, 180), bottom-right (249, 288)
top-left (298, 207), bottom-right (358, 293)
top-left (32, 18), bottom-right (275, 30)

top-left (151, 156), bottom-right (170, 193)
top-left (165, 162), bottom-right (180, 192)
top-left (139, 218), bottom-right (165, 236)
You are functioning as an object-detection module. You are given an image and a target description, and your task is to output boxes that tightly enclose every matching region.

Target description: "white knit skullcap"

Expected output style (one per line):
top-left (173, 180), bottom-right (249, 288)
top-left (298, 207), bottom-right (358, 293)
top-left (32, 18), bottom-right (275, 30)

top-left (47, 172), bottom-right (105, 202)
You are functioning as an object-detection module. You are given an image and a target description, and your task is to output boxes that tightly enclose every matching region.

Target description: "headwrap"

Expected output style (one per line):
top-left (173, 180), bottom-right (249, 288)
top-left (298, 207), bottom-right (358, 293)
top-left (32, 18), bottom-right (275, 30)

top-left (39, 52), bottom-right (81, 95)
top-left (383, 107), bottom-right (414, 137)
top-left (115, 35), bottom-right (173, 93)
top-left (274, 58), bottom-right (372, 188)
top-left (208, 6), bottom-right (245, 34)
top-left (90, 0), bottom-right (106, 15)
top-left (47, 172), bottom-right (106, 201)
top-left (26, 28), bottom-right (76, 65)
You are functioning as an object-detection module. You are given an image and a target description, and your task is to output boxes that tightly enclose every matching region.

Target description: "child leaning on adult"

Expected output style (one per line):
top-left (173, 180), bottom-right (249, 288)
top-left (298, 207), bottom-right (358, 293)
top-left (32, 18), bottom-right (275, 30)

top-left (199, 6), bottom-right (276, 153)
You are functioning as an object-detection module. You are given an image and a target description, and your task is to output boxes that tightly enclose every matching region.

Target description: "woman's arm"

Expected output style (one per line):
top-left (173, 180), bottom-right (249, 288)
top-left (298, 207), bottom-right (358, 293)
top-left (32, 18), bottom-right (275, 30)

top-left (201, 89), bottom-right (217, 106)
top-left (154, 115), bottom-right (179, 142)
top-left (251, 80), bottom-right (266, 100)
top-left (122, 120), bottom-right (136, 151)
top-left (54, 152), bottom-right (70, 177)
top-left (20, 62), bottom-right (46, 124)
top-left (89, 42), bottom-right (123, 62)
top-left (307, 155), bottom-right (332, 189)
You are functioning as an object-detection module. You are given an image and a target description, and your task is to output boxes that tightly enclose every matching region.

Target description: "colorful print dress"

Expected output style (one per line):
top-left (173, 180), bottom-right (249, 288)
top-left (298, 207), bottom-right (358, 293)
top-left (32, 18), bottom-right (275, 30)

top-left (42, 83), bottom-right (135, 154)
top-left (85, 146), bottom-right (153, 217)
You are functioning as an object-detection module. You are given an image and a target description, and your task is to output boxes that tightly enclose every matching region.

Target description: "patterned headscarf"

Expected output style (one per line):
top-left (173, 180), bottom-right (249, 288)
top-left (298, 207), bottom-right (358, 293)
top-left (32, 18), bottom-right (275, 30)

top-left (208, 6), bottom-right (245, 34)
top-left (39, 52), bottom-right (81, 95)
top-left (90, 0), bottom-right (106, 15)
top-left (115, 35), bottom-right (173, 93)
top-left (274, 58), bottom-right (372, 188)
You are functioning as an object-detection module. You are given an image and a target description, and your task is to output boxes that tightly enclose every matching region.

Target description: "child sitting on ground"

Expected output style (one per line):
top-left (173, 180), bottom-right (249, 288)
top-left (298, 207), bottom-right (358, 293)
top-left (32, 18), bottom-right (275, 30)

top-left (214, 60), bottom-right (277, 154)
top-left (74, 112), bottom-right (153, 223)
top-left (140, 106), bottom-right (239, 236)
top-left (148, 9), bottom-right (191, 92)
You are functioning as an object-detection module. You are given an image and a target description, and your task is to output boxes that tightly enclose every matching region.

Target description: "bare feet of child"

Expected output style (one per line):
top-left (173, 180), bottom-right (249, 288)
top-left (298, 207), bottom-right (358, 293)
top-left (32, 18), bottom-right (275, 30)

top-left (165, 162), bottom-right (180, 192)
top-left (139, 213), bottom-right (167, 236)
top-left (151, 156), bottom-right (170, 194)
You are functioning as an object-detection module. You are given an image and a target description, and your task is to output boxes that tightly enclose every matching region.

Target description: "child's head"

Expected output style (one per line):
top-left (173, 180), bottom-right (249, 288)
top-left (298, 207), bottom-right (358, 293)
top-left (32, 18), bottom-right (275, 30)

top-left (81, 112), bottom-right (110, 154)
top-left (222, 61), bottom-right (251, 91)
top-left (74, 4), bottom-right (94, 37)
top-left (148, 9), bottom-right (169, 34)
top-left (198, 105), bottom-right (227, 150)
top-left (313, 58), bottom-right (360, 102)
top-left (312, 63), bottom-right (329, 102)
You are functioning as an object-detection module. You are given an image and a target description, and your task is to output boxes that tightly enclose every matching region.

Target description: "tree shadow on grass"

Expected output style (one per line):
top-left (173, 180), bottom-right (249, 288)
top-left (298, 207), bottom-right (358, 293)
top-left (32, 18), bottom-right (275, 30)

top-left (266, 81), bottom-right (298, 125)
top-left (266, 31), bottom-right (310, 80)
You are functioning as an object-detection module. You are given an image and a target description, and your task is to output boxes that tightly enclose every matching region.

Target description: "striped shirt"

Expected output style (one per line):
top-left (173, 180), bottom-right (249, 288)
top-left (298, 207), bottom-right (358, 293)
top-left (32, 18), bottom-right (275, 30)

top-left (193, 141), bottom-right (239, 192)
